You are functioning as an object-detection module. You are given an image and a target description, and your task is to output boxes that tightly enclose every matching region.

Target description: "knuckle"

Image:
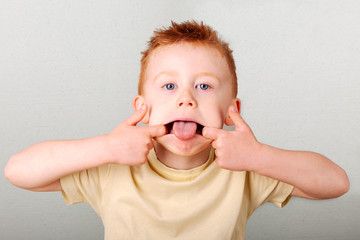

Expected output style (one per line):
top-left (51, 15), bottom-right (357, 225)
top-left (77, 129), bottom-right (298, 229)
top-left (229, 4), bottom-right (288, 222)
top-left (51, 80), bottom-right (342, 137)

top-left (139, 157), bottom-right (147, 165)
top-left (216, 157), bottom-right (225, 168)
top-left (217, 148), bottom-right (224, 157)
top-left (216, 140), bottom-right (223, 149)
top-left (144, 138), bottom-right (153, 147)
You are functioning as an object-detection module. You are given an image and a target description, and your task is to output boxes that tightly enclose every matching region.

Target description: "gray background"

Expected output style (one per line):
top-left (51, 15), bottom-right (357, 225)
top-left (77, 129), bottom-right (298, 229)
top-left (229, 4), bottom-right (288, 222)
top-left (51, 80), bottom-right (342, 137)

top-left (1, 0), bottom-right (359, 239)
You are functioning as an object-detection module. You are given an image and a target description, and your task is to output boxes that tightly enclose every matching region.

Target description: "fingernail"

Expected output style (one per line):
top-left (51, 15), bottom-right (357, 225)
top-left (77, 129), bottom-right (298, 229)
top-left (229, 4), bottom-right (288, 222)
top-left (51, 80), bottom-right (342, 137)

top-left (231, 106), bottom-right (237, 113)
top-left (202, 127), bottom-right (206, 136)
top-left (140, 104), bottom-right (146, 110)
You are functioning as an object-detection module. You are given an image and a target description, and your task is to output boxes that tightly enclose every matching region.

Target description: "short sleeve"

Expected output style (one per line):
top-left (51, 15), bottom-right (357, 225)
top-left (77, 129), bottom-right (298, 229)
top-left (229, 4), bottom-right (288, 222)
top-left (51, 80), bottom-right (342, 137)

top-left (247, 171), bottom-right (294, 211)
top-left (60, 165), bottom-right (111, 215)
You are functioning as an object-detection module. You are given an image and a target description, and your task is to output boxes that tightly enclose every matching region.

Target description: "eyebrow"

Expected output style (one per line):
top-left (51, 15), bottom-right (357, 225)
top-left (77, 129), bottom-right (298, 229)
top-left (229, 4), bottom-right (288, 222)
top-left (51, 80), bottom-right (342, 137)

top-left (153, 71), bottom-right (220, 82)
top-left (195, 72), bottom-right (221, 82)
top-left (153, 71), bottom-right (179, 82)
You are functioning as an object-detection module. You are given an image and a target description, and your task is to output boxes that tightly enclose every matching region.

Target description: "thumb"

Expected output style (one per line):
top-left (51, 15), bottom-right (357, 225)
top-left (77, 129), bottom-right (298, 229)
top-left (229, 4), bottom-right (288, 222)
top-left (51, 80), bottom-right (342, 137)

top-left (146, 125), bottom-right (167, 138)
top-left (124, 104), bottom-right (148, 126)
top-left (202, 127), bottom-right (223, 140)
top-left (228, 106), bottom-right (246, 130)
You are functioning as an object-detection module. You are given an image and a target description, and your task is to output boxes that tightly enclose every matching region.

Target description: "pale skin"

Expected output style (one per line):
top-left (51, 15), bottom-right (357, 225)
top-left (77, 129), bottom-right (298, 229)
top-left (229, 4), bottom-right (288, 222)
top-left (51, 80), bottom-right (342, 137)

top-left (4, 104), bottom-right (166, 191)
top-left (5, 43), bottom-right (349, 200)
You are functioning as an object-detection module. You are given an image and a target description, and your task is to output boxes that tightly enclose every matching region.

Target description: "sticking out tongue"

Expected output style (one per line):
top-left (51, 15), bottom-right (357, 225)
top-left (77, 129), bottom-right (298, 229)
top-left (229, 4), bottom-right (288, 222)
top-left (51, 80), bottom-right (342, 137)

top-left (173, 121), bottom-right (197, 140)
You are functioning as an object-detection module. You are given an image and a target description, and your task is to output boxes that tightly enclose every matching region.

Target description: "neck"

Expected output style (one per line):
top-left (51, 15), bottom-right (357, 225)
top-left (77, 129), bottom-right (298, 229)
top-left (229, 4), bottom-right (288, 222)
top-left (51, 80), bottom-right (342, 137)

top-left (154, 143), bottom-right (212, 170)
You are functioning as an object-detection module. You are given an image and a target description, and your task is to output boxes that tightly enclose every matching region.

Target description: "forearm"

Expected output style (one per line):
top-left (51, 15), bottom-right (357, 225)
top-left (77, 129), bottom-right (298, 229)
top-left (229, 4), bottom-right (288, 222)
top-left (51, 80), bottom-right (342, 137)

top-left (252, 144), bottom-right (349, 199)
top-left (5, 135), bottom-right (110, 190)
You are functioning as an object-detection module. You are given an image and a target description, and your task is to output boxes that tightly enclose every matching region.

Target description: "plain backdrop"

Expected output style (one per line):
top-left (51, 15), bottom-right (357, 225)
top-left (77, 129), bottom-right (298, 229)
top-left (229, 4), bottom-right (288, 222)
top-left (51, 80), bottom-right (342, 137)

top-left (1, 0), bottom-right (359, 239)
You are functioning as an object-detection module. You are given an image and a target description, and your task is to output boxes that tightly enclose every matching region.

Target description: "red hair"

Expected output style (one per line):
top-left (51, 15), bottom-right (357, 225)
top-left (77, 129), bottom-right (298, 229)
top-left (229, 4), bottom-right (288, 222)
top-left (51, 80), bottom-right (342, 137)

top-left (138, 20), bottom-right (238, 97)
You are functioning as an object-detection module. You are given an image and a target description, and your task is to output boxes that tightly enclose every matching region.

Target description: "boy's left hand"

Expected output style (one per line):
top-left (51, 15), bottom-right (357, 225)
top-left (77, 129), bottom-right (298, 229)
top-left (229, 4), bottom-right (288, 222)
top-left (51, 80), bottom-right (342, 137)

top-left (204, 107), bottom-right (350, 199)
top-left (202, 106), bottom-right (262, 171)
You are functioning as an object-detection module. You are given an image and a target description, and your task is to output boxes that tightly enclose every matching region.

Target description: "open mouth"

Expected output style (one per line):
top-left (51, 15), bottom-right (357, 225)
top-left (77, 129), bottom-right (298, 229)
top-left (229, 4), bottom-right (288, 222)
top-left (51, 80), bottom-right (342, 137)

top-left (165, 121), bottom-right (204, 136)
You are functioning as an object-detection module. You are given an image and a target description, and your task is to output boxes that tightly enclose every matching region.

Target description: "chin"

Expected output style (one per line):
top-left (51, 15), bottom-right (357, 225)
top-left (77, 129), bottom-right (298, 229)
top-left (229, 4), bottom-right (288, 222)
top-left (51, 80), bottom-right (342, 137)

top-left (155, 134), bottom-right (212, 157)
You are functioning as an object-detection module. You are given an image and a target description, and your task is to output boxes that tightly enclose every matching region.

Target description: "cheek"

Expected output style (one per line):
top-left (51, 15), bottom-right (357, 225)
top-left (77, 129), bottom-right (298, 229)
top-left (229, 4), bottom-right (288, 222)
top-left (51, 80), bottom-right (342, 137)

top-left (214, 102), bottom-right (232, 126)
top-left (147, 106), bottom-right (158, 125)
top-left (147, 102), bottom-right (167, 125)
top-left (202, 102), bottom-right (227, 127)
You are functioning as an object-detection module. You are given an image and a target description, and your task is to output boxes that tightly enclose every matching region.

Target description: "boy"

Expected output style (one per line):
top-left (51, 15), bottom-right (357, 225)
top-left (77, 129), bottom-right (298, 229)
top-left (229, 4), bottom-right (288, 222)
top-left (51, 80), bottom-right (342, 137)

top-left (5, 21), bottom-right (349, 239)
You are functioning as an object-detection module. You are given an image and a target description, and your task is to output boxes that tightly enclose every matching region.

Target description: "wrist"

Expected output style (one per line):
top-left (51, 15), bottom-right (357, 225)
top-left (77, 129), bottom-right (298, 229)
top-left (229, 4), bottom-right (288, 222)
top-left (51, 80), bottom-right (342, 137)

top-left (87, 134), bottom-right (114, 165)
top-left (247, 142), bottom-right (267, 173)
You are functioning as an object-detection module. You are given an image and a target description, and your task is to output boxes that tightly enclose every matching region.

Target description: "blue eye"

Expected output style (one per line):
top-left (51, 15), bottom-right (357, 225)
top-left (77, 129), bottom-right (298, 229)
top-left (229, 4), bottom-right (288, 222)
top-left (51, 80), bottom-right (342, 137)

top-left (164, 83), bottom-right (176, 90)
top-left (198, 84), bottom-right (210, 90)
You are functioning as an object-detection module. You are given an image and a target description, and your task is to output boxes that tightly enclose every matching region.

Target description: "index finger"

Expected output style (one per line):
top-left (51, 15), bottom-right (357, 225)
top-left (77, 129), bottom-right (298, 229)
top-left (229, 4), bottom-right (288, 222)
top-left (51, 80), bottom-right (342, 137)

top-left (202, 127), bottom-right (223, 140)
top-left (146, 125), bottom-right (167, 138)
top-left (228, 106), bottom-right (246, 130)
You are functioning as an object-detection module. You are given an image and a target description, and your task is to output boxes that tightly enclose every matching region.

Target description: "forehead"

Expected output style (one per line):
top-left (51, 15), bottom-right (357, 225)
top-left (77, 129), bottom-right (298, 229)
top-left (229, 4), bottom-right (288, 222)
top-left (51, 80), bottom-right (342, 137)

top-left (144, 43), bottom-right (232, 82)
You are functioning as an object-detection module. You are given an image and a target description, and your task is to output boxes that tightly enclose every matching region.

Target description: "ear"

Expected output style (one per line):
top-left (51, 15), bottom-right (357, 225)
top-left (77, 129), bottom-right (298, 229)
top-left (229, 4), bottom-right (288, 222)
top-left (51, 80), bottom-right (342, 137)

top-left (132, 95), bottom-right (150, 124)
top-left (224, 98), bottom-right (241, 126)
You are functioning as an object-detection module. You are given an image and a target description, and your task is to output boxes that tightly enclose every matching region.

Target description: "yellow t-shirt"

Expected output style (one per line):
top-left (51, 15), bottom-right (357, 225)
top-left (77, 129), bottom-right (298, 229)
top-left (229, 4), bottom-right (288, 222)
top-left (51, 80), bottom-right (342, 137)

top-left (60, 149), bottom-right (293, 240)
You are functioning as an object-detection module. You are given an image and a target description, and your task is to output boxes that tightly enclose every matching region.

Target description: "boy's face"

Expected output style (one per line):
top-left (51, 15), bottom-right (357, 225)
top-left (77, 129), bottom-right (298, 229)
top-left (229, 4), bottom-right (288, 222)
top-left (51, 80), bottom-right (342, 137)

top-left (135, 43), bottom-right (240, 157)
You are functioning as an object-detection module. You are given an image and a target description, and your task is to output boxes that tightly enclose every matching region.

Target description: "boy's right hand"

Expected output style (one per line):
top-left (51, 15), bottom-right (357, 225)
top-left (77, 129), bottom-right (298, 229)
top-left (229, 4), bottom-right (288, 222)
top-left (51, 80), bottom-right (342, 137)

top-left (105, 104), bottom-right (166, 165)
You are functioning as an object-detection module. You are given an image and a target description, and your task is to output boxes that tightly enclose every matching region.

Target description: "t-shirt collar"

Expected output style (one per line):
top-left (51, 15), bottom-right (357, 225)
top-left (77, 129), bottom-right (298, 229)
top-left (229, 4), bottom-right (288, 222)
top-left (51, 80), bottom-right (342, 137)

top-left (147, 148), bottom-right (215, 181)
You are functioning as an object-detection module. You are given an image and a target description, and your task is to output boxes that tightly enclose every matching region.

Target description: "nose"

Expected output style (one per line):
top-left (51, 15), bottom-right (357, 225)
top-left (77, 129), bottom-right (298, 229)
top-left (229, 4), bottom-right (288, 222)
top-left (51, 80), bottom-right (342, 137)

top-left (177, 89), bottom-right (197, 108)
